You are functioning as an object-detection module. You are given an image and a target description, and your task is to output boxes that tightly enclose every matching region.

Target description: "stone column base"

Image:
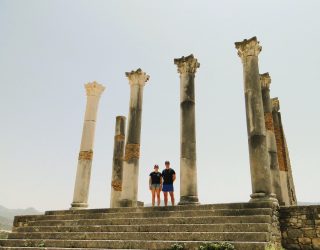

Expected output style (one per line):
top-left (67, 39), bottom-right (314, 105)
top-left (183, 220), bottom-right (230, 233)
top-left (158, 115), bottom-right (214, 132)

top-left (70, 202), bottom-right (88, 210)
top-left (250, 192), bottom-right (278, 203)
top-left (119, 199), bottom-right (144, 208)
top-left (178, 196), bottom-right (200, 205)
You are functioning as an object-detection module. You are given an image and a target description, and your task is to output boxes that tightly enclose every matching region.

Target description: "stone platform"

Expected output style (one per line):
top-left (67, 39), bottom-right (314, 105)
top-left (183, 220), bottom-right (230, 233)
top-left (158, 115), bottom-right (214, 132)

top-left (0, 202), bottom-right (281, 250)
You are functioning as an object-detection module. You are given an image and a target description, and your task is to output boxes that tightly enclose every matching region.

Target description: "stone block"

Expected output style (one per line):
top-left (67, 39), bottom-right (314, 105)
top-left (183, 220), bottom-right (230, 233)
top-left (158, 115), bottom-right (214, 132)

top-left (312, 238), bottom-right (320, 250)
top-left (285, 243), bottom-right (301, 250)
top-left (304, 229), bottom-right (316, 238)
top-left (288, 228), bottom-right (303, 238)
top-left (298, 237), bottom-right (311, 245)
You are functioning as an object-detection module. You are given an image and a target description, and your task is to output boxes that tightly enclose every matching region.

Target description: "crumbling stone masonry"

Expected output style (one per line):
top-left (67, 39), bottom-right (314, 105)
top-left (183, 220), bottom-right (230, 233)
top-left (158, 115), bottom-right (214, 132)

top-left (272, 98), bottom-right (297, 206)
top-left (280, 205), bottom-right (320, 249)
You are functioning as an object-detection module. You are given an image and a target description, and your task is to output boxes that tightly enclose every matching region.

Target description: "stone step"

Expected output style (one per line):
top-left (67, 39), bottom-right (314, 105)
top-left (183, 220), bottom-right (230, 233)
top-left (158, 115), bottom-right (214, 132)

top-left (24, 215), bottom-right (271, 227)
top-left (44, 202), bottom-right (275, 216)
top-left (0, 239), bottom-right (269, 250)
top-left (8, 232), bottom-right (270, 242)
top-left (14, 223), bottom-right (270, 233)
top-left (0, 248), bottom-right (145, 250)
top-left (14, 208), bottom-right (272, 224)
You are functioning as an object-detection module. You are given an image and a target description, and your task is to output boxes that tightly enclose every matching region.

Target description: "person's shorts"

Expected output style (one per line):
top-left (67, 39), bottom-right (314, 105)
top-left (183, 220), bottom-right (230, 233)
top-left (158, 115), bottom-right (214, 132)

top-left (150, 184), bottom-right (161, 190)
top-left (162, 184), bottom-right (174, 192)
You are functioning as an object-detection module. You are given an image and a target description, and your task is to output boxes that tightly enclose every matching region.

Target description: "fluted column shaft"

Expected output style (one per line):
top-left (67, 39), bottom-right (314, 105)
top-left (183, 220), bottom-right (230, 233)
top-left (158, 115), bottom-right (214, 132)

top-left (71, 81), bottom-right (105, 209)
top-left (235, 37), bottom-right (275, 201)
top-left (174, 54), bottom-right (199, 205)
top-left (260, 73), bottom-right (284, 204)
top-left (120, 69), bottom-right (149, 207)
top-left (110, 116), bottom-right (126, 208)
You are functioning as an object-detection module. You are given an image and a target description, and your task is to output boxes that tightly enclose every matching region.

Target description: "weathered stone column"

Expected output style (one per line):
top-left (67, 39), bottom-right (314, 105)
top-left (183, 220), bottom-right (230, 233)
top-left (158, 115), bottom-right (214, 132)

top-left (110, 116), bottom-right (126, 208)
top-left (235, 37), bottom-right (276, 202)
top-left (71, 81), bottom-right (105, 209)
top-left (272, 98), bottom-right (297, 205)
top-left (260, 73), bottom-right (284, 204)
top-left (174, 54), bottom-right (200, 205)
top-left (119, 69), bottom-right (149, 207)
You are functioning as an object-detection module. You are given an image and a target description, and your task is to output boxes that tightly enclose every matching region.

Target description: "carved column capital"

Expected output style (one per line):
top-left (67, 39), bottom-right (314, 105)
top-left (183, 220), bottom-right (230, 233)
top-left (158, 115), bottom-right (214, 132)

top-left (174, 54), bottom-right (200, 74)
top-left (125, 68), bottom-right (149, 86)
top-left (272, 97), bottom-right (280, 112)
top-left (84, 81), bottom-right (105, 97)
top-left (235, 36), bottom-right (262, 59)
top-left (260, 73), bottom-right (271, 90)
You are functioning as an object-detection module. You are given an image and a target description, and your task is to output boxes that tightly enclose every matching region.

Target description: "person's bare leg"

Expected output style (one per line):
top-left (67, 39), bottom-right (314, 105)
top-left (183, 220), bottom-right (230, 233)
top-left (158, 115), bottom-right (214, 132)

top-left (169, 192), bottom-right (175, 206)
top-left (163, 192), bottom-right (168, 206)
top-left (156, 189), bottom-right (161, 206)
top-left (151, 189), bottom-right (155, 207)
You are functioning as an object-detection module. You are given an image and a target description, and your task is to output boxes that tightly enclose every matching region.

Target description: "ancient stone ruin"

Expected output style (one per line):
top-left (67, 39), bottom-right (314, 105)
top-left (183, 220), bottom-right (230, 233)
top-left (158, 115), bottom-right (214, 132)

top-left (0, 37), bottom-right (319, 250)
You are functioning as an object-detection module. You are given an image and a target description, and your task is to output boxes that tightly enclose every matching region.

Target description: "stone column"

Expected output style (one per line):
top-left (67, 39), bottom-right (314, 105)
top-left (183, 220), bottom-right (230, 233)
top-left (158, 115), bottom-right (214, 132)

top-left (174, 54), bottom-right (200, 205)
top-left (71, 81), bottom-right (105, 209)
top-left (272, 98), bottom-right (297, 205)
top-left (110, 116), bottom-right (126, 208)
top-left (235, 37), bottom-right (276, 202)
top-left (119, 69), bottom-right (149, 207)
top-left (260, 73), bottom-right (284, 204)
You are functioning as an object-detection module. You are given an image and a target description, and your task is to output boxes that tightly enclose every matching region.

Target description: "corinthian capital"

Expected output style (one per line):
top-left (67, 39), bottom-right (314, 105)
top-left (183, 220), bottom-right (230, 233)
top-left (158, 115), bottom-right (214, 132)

top-left (85, 81), bottom-right (106, 97)
top-left (272, 97), bottom-right (280, 112)
top-left (235, 36), bottom-right (262, 59)
top-left (174, 54), bottom-right (200, 74)
top-left (260, 73), bottom-right (271, 90)
top-left (125, 68), bottom-right (149, 86)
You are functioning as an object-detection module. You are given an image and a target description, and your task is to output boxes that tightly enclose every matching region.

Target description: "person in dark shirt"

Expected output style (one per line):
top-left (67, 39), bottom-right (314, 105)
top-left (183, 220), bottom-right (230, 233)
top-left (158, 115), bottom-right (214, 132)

top-left (149, 164), bottom-right (162, 207)
top-left (161, 161), bottom-right (176, 206)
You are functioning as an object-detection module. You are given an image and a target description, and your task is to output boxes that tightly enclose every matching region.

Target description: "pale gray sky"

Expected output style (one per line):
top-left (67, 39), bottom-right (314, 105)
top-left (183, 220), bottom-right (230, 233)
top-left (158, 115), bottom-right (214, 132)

top-left (0, 0), bottom-right (319, 211)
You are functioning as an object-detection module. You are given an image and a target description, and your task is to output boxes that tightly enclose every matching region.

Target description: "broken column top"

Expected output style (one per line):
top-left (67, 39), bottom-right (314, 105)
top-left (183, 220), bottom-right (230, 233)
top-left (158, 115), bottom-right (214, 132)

top-left (174, 54), bottom-right (200, 74)
top-left (125, 68), bottom-right (149, 86)
top-left (235, 36), bottom-right (262, 58)
top-left (272, 97), bottom-right (280, 112)
top-left (84, 81), bottom-right (106, 96)
top-left (260, 73), bottom-right (271, 90)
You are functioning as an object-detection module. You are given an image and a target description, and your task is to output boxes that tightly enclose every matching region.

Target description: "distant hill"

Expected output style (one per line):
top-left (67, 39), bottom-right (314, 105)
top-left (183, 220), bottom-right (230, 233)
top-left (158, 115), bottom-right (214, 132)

top-left (0, 205), bottom-right (41, 231)
top-left (298, 202), bottom-right (320, 206)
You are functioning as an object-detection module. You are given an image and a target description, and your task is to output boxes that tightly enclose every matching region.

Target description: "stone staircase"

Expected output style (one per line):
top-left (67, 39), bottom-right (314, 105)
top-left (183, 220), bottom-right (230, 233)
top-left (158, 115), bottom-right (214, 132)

top-left (0, 202), bottom-right (281, 250)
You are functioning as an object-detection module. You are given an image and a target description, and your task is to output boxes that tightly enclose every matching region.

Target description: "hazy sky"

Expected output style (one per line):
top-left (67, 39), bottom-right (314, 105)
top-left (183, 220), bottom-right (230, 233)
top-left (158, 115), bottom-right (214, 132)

top-left (0, 1), bottom-right (319, 211)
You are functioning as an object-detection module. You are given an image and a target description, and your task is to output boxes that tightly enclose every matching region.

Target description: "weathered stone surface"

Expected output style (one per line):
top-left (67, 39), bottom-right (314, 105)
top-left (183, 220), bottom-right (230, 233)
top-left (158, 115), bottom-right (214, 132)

top-left (272, 97), bottom-right (297, 206)
top-left (0, 202), bottom-right (279, 250)
top-left (174, 54), bottom-right (199, 205)
top-left (120, 69), bottom-right (149, 207)
top-left (280, 206), bottom-right (320, 250)
top-left (235, 37), bottom-right (274, 201)
top-left (312, 238), bottom-right (320, 249)
top-left (260, 73), bottom-right (283, 204)
top-left (71, 81), bottom-right (105, 209)
top-left (298, 237), bottom-right (311, 245)
top-left (110, 116), bottom-right (126, 208)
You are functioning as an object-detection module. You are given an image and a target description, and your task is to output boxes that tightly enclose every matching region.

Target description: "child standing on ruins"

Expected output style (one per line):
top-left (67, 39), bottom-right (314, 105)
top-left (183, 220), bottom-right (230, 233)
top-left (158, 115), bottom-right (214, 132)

top-left (149, 164), bottom-right (162, 207)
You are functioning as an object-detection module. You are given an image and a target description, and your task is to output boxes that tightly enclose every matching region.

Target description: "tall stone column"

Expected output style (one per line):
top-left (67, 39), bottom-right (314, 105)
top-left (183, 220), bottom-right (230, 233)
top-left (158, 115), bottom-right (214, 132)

top-left (260, 73), bottom-right (284, 204)
top-left (174, 54), bottom-right (200, 205)
top-left (110, 116), bottom-right (126, 208)
top-left (272, 98), bottom-right (297, 205)
top-left (120, 69), bottom-right (149, 207)
top-left (235, 37), bottom-right (276, 202)
top-left (71, 81), bottom-right (105, 209)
